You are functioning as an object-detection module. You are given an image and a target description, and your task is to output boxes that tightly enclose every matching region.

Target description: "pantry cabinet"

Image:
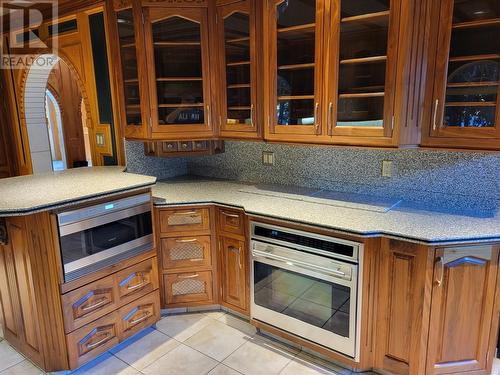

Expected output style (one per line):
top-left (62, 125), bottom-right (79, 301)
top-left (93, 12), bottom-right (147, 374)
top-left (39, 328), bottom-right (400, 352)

top-left (216, 0), bottom-right (261, 139)
top-left (422, 0), bottom-right (500, 150)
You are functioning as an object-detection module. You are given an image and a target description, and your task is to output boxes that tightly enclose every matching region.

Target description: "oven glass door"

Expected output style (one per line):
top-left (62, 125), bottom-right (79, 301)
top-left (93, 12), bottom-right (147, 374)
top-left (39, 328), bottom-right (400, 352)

top-left (251, 249), bottom-right (358, 357)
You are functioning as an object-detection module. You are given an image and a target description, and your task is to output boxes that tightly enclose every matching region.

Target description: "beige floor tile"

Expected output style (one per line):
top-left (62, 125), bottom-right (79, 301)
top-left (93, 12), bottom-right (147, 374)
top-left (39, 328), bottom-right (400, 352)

top-left (110, 329), bottom-right (179, 370)
top-left (223, 337), bottom-right (297, 375)
top-left (155, 313), bottom-right (215, 342)
top-left (279, 356), bottom-right (340, 375)
top-left (70, 353), bottom-right (139, 375)
top-left (217, 314), bottom-right (257, 337)
top-left (208, 364), bottom-right (242, 375)
top-left (203, 311), bottom-right (226, 320)
top-left (294, 352), bottom-right (351, 375)
top-left (185, 320), bottom-right (249, 361)
top-left (492, 358), bottom-right (500, 375)
top-left (142, 343), bottom-right (217, 375)
top-left (0, 342), bottom-right (25, 372)
top-left (0, 360), bottom-right (45, 375)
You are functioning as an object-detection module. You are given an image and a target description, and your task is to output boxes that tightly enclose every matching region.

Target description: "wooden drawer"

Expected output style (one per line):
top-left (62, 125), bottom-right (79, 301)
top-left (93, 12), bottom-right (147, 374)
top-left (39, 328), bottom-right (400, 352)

top-left (62, 274), bottom-right (117, 334)
top-left (164, 271), bottom-right (213, 306)
top-left (161, 236), bottom-right (212, 270)
top-left (159, 208), bottom-right (210, 235)
top-left (218, 208), bottom-right (245, 236)
top-left (66, 311), bottom-right (119, 370)
top-left (115, 258), bottom-right (159, 306)
top-left (118, 290), bottom-right (160, 341)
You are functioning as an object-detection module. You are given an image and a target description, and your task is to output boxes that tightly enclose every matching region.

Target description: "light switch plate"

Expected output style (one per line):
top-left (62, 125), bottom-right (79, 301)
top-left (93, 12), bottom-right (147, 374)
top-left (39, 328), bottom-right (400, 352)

top-left (262, 151), bottom-right (275, 166)
top-left (382, 160), bottom-right (393, 177)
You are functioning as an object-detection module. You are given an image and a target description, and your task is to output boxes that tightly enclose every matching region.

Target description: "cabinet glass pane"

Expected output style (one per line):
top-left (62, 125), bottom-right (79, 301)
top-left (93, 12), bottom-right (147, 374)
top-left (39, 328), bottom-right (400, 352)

top-left (336, 1), bottom-right (390, 127)
top-left (341, 0), bottom-right (389, 18)
top-left (224, 12), bottom-right (251, 126)
top-left (117, 9), bottom-right (142, 126)
top-left (276, 0), bottom-right (316, 126)
top-left (452, 0), bottom-right (500, 23)
top-left (443, 3), bottom-right (500, 128)
top-left (152, 16), bottom-right (204, 126)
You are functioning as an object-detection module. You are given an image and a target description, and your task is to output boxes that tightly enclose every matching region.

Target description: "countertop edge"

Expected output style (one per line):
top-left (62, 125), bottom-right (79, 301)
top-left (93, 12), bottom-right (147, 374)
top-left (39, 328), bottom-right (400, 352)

top-left (0, 182), bottom-right (156, 217)
top-left (153, 200), bottom-right (500, 246)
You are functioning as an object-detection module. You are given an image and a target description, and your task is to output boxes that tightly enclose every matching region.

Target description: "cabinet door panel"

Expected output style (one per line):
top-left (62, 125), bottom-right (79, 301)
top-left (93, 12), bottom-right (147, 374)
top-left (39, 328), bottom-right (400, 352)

top-left (145, 8), bottom-right (213, 137)
top-left (220, 236), bottom-right (247, 312)
top-left (430, 0), bottom-right (500, 143)
top-left (164, 271), bottom-right (213, 306)
top-left (426, 246), bottom-right (500, 374)
top-left (327, 0), bottom-right (399, 138)
top-left (265, 0), bottom-right (324, 139)
top-left (218, 1), bottom-right (259, 137)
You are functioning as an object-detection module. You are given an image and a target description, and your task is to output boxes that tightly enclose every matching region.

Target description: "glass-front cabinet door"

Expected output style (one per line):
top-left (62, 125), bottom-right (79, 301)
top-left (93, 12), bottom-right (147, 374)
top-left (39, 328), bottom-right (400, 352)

top-left (430, 0), bottom-right (500, 144)
top-left (326, 0), bottom-right (399, 139)
top-left (265, 0), bottom-right (325, 140)
top-left (144, 7), bottom-right (214, 138)
top-left (114, 3), bottom-right (150, 139)
top-left (217, 1), bottom-right (259, 138)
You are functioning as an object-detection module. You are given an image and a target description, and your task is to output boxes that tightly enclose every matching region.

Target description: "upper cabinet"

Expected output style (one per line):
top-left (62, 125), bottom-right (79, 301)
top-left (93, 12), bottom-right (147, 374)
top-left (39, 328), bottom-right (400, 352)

top-left (326, 0), bottom-right (399, 141)
top-left (423, 0), bottom-right (500, 150)
top-left (216, 0), bottom-right (261, 139)
top-left (144, 7), bottom-right (215, 139)
top-left (264, 0), bottom-right (324, 142)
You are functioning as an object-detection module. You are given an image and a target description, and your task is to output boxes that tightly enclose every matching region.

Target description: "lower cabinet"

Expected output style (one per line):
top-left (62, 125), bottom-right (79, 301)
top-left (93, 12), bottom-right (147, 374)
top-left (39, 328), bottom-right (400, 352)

top-left (164, 271), bottom-right (214, 306)
top-left (376, 239), bottom-right (500, 375)
top-left (218, 236), bottom-right (247, 313)
top-left (426, 246), bottom-right (500, 374)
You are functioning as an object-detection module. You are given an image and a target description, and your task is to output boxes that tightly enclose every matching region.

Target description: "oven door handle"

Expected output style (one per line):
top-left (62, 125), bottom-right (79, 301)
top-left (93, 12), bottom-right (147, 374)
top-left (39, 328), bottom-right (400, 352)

top-left (253, 250), bottom-right (351, 281)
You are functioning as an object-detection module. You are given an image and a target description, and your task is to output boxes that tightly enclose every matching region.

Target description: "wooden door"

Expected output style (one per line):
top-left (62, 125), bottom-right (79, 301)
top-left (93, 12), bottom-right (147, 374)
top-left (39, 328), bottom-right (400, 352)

top-left (375, 239), bottom-right (434, 375)
top-left (325, 0), bottom-right (400, 143)
top-left (217, 0), bottom-right (259, 139)
top-left (144, 7), bottom-right (214, 139)
top-left (219, 236), bottom-right (247, 312)
top-left (264, 0), bottom-right (326, 142)
top-left (426, 245), bottom-right (500, 374)
top-left (425, 0), bottom-right (500, 150)
top-left (112, 1), bottom-right (151, 139)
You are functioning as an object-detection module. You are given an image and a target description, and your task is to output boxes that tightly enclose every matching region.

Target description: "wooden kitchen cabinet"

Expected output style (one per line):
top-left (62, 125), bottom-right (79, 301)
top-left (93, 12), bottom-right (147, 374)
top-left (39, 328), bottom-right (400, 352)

top-left (325, 0), bottom-right (400, 142)
top-left (218, 236), bottom-right (248, 313)
top-left (216, 0), bottom-right (261, 139)
top-left (422, 0), bottom-right (500, 150)
top-left (376, 239), bottom-right (500, 375)
top-left (144, 6), bottom-right (215, 139)
top-left (264, 0), bottom-right (325, 142)
top-left (426, 246), bottom-right (500, 374)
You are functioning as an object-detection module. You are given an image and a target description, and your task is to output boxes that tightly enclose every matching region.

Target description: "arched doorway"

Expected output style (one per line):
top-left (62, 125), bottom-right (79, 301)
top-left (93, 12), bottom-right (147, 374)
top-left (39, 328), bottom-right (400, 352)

top-left (22, 53), bottom-right (93, 173)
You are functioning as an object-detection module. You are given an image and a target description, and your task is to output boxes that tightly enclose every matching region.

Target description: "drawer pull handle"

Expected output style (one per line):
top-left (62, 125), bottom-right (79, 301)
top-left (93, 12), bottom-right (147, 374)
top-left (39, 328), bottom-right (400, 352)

top-left (129, 312), bottom-right (151, 325)
top-left (435, 256), bottom-right (444, 286)
top-left (86, 333), bottom-right (112, 350)
top-left (127, 279), bottom-right (148, 291)
top-left (174, 211), bottom-right (199, 216)
top-left (178, 273), bottom-right (199, 279)
top-left (81, 298), bottom-right (108, 312)
top-left (175, 238), bottom-right (198, 243)
top-left (222, 211), bottom-right (239, 218)
top-left (190, 258), bottom-right (204, 262)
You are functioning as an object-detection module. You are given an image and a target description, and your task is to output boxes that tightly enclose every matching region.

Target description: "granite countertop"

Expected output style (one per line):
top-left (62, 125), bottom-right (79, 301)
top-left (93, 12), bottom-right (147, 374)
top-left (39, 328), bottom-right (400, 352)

top-left (0, 167), bottom-right (157, 216)
top-left (153, 178), bottom-right (500, 245)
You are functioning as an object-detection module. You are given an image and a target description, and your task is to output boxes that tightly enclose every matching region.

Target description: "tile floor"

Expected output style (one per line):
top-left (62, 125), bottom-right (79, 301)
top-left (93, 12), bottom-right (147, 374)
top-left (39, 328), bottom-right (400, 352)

top-left (0, 311), bottom-right (498, 375)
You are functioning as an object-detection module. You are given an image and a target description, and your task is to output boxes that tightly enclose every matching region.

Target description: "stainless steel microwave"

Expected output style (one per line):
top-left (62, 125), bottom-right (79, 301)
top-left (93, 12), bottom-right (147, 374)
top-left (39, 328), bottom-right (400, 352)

top-left (57, 193), bottom-right (153, 282)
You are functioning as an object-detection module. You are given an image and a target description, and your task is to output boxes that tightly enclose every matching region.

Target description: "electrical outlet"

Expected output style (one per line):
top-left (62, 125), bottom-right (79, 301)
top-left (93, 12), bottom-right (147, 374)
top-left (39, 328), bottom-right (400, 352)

top-left (382, 160), bottom-right (393, 177)
top-left (262, 151), bottom-right (275, 166)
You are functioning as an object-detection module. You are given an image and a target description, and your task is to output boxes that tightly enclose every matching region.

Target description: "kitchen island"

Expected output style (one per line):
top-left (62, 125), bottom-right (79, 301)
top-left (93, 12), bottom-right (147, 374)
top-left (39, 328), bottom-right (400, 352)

top-left (0, 167), bottom-right (160, 372)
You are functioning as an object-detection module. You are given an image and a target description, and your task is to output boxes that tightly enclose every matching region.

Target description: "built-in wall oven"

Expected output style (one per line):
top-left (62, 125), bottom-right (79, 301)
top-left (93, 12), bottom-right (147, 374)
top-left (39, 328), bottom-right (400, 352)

top-left (57, 193), bottom-right (154, 282)
top-left (250, 222), bottom-right (362, 359)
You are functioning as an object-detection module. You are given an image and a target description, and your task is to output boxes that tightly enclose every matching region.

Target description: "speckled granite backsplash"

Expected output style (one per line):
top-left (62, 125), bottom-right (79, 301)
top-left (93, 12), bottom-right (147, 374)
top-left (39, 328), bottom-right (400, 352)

top-left (125, 140), bottom-right (500, 217)
top-left (188, 141), bottom-right (500, 216)
top-left (125, 141), bottom-right (188, 180)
